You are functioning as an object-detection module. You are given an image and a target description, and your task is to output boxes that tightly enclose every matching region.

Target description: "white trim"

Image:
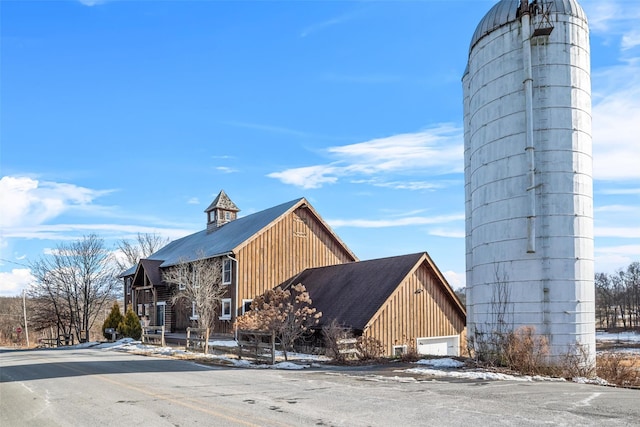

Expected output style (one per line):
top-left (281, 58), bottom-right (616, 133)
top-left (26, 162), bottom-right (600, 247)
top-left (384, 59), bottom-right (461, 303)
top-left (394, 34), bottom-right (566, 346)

top-left (189, 301), bottom-right (199, 321)
top-left (393, 345), bottom-right (407, 356)
top-left (220, 298), bottom-right (232, 320)
top-left (241, 299), bottom-right (253, 314)
top-left (222, 259), bottom-right (232, 285)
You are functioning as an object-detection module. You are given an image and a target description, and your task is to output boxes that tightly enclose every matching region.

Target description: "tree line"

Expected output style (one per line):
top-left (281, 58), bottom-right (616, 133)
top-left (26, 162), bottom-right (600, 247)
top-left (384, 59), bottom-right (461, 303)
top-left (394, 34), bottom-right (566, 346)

top-left (595, 262), bottom-right (640, 329)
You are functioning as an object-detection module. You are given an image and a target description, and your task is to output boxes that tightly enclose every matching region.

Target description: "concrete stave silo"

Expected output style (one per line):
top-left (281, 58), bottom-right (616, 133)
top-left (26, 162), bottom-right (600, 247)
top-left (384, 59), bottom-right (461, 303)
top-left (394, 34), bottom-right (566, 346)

top-left (463, 0), bottom-right (595, 365)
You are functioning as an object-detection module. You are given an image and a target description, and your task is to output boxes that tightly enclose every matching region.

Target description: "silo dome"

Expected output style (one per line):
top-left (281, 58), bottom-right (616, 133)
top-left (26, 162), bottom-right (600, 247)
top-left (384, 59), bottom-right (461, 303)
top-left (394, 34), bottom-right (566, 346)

top-left (463, 0), bottom-right (595, 366)
top-left (469, 0), bottom-right (587, 52)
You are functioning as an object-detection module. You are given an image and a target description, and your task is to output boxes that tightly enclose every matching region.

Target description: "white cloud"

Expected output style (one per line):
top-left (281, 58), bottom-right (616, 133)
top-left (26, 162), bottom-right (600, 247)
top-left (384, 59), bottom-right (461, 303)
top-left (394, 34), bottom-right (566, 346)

top-left (268, 125), bottom-right (463, 189)
top-left (3, 223), bottom-right (193, 242)
top-left (621, 29), bottom-right (640, 51)
top-left (77, 0), bottom-right (107, 6)
top-left (300, 10), bottom-right (357, 38)
top-left (268, 165), bottom-right (340, 189)
top-left (595, 227), bottom-right (640, 239)
top-left (443, 270), bottom-right (465, 289)
top-left (583, 1), bottom-right (619, 33)
top-left (215, 166), bottom-right (238, 174)
top-left (0, 176), bottom-right (113, 229)
top-left (429, 228), bottom-right (465, 238)
top-left (592, 63), bottom-right (640, 181)
top-left (352, 179), bottom-right (450, 191)
top-left (599, 188), bottom-right (640, 195)
top-left (0, 268), bottom-right (34, 297)
top-left (328, 213), bottom-right (464, 229)
top-left (595, 244), bottom-right (640, 273)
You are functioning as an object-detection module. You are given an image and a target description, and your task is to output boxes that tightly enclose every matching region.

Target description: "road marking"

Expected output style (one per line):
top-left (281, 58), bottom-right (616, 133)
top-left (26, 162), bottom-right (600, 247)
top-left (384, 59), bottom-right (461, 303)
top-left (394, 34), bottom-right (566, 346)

top-left (576, 392), bottom-right (601, 407)
top-left (19, 382), bottom-right (33, 393)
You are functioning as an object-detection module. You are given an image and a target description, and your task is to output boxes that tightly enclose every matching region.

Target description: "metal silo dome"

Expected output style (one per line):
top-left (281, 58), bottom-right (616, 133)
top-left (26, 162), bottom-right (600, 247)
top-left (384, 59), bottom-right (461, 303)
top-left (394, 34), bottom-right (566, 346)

top-left (469, 0), bottom-right (587, 52)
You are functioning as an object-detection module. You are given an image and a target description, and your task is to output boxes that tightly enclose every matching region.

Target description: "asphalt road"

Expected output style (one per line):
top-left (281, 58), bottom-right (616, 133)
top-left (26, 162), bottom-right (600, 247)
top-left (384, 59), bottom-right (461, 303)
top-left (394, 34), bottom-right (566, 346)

top-left (1, 347), bottom-right (639, 426)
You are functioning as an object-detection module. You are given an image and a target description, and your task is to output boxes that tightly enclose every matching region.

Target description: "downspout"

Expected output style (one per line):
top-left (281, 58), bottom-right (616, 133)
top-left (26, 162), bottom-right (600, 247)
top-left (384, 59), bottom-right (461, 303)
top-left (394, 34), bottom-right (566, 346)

top-left (521, 0), bottom-right (536, 253)
top-left (225, 253), bottom-right (239, 340)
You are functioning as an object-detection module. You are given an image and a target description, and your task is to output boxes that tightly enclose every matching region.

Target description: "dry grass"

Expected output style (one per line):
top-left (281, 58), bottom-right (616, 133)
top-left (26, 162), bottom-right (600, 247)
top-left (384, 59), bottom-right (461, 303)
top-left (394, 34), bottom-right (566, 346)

top-left (597, 352), bottom-right (640, 388)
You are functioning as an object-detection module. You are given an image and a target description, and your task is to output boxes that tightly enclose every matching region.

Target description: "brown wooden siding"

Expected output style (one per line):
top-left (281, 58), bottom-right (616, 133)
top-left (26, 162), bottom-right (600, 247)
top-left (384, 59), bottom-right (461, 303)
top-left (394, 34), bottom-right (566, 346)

top-left (364, 264), bottom-right (466, 355)
top-left (235, 206), bottom-right (355, 311)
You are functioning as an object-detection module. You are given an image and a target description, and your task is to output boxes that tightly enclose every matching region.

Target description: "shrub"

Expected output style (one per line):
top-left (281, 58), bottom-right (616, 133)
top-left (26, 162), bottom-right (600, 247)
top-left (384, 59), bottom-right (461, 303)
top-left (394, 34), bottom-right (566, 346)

top-left (322, 319), bottom-right (353, 363)
top-left (357, 336), bottom-right (384, 361)
top-left (102, 302), bottom-right (124, 340)
top-left (398, 341), bottom-right (421, 363)
top-left (503, 326), bottom-right (550, 375)
top-left (118, 308), bottom-right (141, 340)
top-left (597, 352), bottom-right (640, 387)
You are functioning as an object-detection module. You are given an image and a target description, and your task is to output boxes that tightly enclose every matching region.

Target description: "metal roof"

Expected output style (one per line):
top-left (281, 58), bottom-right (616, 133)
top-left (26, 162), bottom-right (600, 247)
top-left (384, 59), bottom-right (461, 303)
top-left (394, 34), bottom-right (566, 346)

top-left (120, 198), bottom-right (305, 276)
top-left (469, 0), bottom-right (587, 52)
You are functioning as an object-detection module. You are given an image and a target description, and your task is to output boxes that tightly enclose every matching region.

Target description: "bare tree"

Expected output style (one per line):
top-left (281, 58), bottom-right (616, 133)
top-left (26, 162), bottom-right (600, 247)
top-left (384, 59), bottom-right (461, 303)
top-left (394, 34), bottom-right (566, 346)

top-left (162, 254), bottom-right (227, 353)
top-left (116, 232), bottom-right (169, 273)
top-left (236, 283), bottom-right (321, 360)
top-left (28, 234), bottom-right (120, 343)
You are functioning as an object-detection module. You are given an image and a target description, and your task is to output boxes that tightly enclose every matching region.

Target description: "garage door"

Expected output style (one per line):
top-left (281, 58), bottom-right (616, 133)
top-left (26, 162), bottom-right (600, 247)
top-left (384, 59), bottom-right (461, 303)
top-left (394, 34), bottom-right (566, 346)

top-left (416, 335), bottom-right (459, 356)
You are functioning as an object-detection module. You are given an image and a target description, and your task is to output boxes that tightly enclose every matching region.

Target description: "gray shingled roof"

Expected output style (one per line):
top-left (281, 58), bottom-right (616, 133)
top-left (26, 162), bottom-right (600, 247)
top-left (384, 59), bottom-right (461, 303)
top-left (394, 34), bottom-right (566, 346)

top-left (290, 252), bottom-right (428, 331)
top-left (120, 198), bottom-right (304, 276)
top-left (204, 189), bottom-right (239, 213)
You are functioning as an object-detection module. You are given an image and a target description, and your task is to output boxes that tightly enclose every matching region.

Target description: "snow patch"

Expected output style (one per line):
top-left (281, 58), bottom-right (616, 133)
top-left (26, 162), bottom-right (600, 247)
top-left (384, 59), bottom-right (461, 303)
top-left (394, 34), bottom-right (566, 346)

top-left (414, 358), bottom-right (465, 368)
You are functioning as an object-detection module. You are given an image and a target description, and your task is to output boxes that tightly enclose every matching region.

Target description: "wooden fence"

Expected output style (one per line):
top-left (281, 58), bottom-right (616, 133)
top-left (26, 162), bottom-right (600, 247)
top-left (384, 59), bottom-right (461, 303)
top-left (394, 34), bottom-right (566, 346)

top-left (141, 325), bottom-right (165, 347)
top-left (337, 337), bottom-right (360, 359)
top-left (186, 327), bottom-right (210, 353)
top-left (237, 329), bottom-right (276, 365)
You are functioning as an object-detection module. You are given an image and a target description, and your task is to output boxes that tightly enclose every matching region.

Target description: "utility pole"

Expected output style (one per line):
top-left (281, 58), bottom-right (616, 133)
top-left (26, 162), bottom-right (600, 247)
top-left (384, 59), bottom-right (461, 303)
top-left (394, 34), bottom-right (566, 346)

top-left (23, 289), bottom-right (30, 347)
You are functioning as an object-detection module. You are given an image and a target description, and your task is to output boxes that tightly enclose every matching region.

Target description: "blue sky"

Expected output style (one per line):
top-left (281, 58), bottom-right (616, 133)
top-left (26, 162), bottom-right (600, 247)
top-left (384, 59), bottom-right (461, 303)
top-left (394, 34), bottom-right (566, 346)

top-left (1, 0), bottom-right (639, 297)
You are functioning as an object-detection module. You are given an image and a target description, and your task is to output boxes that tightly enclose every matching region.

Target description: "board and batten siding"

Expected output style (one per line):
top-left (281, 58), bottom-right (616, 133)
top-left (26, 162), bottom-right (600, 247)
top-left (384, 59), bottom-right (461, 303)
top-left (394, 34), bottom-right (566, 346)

top-left (364, 263), bottom-right (466, 356)
top-left (235, 205), bottom-right (356, 309)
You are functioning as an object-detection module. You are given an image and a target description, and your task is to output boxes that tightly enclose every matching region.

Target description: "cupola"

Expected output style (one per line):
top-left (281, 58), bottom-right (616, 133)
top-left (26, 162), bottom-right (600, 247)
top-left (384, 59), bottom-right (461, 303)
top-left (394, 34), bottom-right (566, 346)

top-left (204, 190), bottom-right (240, 232)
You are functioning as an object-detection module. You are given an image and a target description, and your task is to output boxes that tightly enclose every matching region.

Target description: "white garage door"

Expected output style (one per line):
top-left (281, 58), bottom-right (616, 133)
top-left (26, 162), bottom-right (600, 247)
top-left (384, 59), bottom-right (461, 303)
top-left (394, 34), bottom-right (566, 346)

top-left (416, 335), bottom-right (459, 356)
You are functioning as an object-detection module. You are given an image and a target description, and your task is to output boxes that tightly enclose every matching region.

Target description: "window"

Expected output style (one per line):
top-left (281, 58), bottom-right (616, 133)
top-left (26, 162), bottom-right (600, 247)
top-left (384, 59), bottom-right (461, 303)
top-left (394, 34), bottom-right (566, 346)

top-left (156, 302), bottom-right (166, 327)
top-left (190, 301), bottom-right (199, 320)
top-left (225, 211), bottom-right (231, 221)
top-left (137, 304), bottom-right (143, 316)
top-left (191, 267), bottom-right (200, 289)
top-left (126, 278), bottom-right (132, 295)
top-left (393, 345), bottom-right (407, 357)
top-left (223, 259), bottom-right (232, 285)
top-left (144, 304), bottom-right (149, 316)
top-left (242, 299), bottom-right (253, 314)
top-left (220, 298), bottom-right (232, 320)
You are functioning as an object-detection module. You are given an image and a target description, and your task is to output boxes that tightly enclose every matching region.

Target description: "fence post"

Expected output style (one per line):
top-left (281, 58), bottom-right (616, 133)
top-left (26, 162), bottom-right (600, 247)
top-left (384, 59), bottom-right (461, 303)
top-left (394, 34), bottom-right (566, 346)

top-left (270, 331), bottom-right (276, 365)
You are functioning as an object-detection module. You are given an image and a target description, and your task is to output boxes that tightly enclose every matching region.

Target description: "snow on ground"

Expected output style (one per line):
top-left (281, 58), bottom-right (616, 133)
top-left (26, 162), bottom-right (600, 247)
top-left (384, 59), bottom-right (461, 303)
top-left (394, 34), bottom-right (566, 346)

top-left (83, 338), bottom-right (326, 369)
top-left (65, 338), bottom-right (635, 385)
top-left (414, 358), bottom-right (465, 369)
top-left (596, 331), bottom-right (640, 343)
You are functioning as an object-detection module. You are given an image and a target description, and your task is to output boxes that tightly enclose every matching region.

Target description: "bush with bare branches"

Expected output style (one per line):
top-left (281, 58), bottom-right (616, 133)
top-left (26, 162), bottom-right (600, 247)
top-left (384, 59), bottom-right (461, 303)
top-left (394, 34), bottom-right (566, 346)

top-left (235, 284), bottom-right (321, 360)
top-left (321, 319), bottom-right (353, 363)
top-left (356, 336), bottom-right (384, 361)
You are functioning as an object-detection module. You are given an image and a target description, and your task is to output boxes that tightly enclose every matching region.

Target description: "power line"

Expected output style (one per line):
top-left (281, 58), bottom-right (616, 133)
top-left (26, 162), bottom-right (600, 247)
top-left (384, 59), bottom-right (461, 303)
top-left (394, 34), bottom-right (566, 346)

top-left (0, 258), bottom-right (30, 268)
